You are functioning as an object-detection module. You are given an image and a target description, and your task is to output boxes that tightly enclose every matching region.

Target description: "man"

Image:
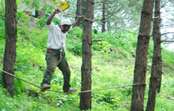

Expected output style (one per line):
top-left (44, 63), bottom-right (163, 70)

top-left (40, 9), bottom-right (76, 93)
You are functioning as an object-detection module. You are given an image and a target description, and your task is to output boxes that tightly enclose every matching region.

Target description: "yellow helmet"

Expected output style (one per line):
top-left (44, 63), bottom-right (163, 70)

top-left (57, 0), bottom-right (70, 11)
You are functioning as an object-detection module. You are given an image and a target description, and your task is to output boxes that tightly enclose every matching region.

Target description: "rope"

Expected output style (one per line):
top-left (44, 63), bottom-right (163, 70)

top-left (80, 83), bottom-right (146, 94)
top-left (1, 69), bottom-right (63, 94)
top-left (1, 69), bottom-right (174, 101)
top-left (0, 69), bottom-right (146, 94)
top-left (1, 70), bottom-right (41, 89)
top-left (76, 15), bottom-right (94, 22)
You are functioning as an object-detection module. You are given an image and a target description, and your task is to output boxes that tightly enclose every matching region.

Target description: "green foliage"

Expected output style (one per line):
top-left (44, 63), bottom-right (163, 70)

top-left (14, 72), bottom-right (26, 94)
top-left (23, 0), bottom-right (30, 5)
top-left (32, 0), bottom-right (40, 10)
top-left (0, 16), bottom-right (4, 73)
top-left (0, 0), bottom-right (5, 17)
top-left (17, 11), bottom-right (30, 26)
top-left (0, 16), bottom-right (4, 39)
top-left (28, 28), bottom-right (48, 49)
top-left (93, 40), bottom-right (112, 53)
top-left (42, 4), bottom-right (54, 16)
top-left (67, 27), bottom-right (82, 56)
top-left (69, 27), bottom-right (83, 38)
top-left (163, 50), bottom-right (174, 65)
top-left (96, 92), bottom-right (120, 105)
top-left (0, 88), bottom-right (59, 111)
top-left (92, 31), bottom-right (137, 59)
top-left (36, 16), bottom-right (47, 28)
top-left (70, 44), bottom-right (82, 56)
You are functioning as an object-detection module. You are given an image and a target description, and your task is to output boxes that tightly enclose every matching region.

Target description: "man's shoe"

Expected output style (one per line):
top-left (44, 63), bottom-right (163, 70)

top-left (40, 83), bottom-right (51, 92)
top-left (64, 88), bottom-right (77, 94)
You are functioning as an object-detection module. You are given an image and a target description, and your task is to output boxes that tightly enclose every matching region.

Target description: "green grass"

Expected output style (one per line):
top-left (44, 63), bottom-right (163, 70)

top-left (0, 14), bottom-right (174, 111)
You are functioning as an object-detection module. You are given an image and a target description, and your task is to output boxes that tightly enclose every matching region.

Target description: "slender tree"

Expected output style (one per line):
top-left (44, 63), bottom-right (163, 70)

top-left (80, 0), bottom-right (94, 110)
top-left (146, 0), bottom-right (162, 110)
top-left (2, 0), bottom-right (17, 96)
top-left (131, 0), bottom-right (154, 111)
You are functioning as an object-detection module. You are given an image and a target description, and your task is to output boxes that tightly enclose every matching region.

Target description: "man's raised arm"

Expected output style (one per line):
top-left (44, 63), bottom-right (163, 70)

top-left (47, 9), bottom-right (60, 25)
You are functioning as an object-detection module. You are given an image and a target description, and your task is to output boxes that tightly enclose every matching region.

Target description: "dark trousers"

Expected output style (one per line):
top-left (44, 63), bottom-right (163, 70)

top-left (41, 48), bottom-right (71, 92)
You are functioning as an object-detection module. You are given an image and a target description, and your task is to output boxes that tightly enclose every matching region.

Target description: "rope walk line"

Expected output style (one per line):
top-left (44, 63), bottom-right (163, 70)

top-left (0, 69), bottom-right (146, 94)
top-left (1, 69), bottom-right (174, 101)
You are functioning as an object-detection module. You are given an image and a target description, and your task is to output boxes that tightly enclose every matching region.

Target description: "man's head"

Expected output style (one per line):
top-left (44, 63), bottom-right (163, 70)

top-left (60, 19), bottom-right (72, 33)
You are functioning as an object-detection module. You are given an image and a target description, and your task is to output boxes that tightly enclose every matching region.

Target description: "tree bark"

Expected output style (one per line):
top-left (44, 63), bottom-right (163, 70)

top-left (75, 0), bottom-right (82, 26)
top-left (101, 0), bottom-right (106, 32)
top-left (146, 0), bottom-right (162, 110)
top-left (2, 0), bottom-right (17, 96)
top-left (80, 0), bottom-right (94, 110)
top-left (130, 0), bottom-right (154, 111)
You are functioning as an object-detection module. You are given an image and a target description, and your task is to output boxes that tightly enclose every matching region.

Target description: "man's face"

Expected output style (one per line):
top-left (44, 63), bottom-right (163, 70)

top-left (60, 24), bottom-right (71, 33)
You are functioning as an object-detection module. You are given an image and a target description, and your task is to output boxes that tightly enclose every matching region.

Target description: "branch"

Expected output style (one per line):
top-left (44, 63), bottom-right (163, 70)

top-left (160, 24), bottom-right (174, 28)
top-left (161, 40), bottom-right (174, 43)
top-left (161, 32), bottom-right (174, 36)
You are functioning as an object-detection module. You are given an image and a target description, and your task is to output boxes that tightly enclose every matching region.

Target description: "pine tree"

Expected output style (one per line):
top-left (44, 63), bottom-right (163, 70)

top-left (131, 0), bottom-right (154, 110)
top-left (146, 0), bottom-right (162, 110)
top-left (80, 0), bottom-right (94, 110)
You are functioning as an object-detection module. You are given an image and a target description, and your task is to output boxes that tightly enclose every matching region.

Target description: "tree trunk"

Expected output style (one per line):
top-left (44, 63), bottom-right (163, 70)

top-left (75, 0), bottom-right (82, 26)
top-left (130, 0), bottom-right (154, 111)
top-left (101, 0), bottom-right (106, 32)
top-left (2, 0), bottom-right (17, 96)
top-left (146, 0), bottom-right (162, 110)
top-left (80, 0), bottom-right (94, 110)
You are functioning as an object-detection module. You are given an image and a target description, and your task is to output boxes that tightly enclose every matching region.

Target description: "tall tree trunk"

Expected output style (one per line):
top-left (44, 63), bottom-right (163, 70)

top-left (75, 0), bottom-right (82, 26)
top-left (2, 0), bottom-right (17, 96)
top-left (130, 0), bottom-right (153, 111)
top-left (80, 0), bottom-right (94, 110)
top-left (101, 0), bottom-right (106, 32)
top-left (146, 0), bottom-right (162, 110)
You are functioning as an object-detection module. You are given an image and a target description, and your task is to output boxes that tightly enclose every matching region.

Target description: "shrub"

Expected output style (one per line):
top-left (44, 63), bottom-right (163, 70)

top-left (67, 27), bottom-right (82, 56)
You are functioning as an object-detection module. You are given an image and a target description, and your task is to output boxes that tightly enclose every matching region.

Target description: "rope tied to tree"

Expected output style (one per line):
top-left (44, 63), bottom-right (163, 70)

top-left (0, 69), bottom-right (146, 94)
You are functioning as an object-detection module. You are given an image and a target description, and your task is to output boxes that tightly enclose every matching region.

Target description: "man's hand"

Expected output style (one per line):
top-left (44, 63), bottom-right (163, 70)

top-left (53, 9), bottom-right (61, 15)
